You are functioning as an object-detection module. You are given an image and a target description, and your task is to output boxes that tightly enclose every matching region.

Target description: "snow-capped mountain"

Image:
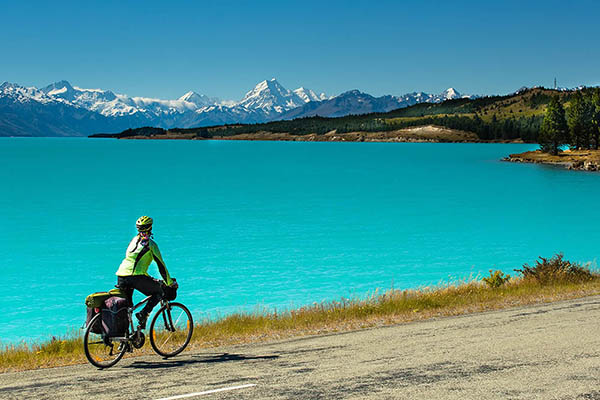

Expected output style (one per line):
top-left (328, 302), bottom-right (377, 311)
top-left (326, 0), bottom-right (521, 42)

top-left (0, 81), bottom-right (130, 137)
top-left (38, 80), bottom-right (217, 117)
top-left (439, 87), bottom-right (461, 100)
top-left (0, 79), bottom-right (474, 137)
top-left (280, 88), bottom-right (473, 120)
top-left (178, 91), bottom-right (219, 108)
top-left (237, 78), bottom-right (323, 114)
top-left (293, 87), bottom-right (329, 103)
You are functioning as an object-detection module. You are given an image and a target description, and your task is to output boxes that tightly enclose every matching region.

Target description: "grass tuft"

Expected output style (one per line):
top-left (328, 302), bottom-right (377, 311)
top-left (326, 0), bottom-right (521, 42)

top-left (515, 253), bottom-right (594, 284)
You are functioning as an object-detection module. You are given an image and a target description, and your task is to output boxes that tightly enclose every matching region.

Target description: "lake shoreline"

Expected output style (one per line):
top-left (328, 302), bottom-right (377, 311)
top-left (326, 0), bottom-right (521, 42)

top-left (503, 149), bottom-right (600, 171)
top-left (90, 125), bottom-right (528, 144)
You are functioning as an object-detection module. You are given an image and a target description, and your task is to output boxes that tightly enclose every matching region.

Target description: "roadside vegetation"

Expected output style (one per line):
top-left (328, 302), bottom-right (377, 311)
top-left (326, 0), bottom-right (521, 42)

top-left (2, 254), bottom-right (599, 373)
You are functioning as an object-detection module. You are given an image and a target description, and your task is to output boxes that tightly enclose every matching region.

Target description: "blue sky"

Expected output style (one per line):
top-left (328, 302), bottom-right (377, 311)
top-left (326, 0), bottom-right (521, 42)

top-left (1, 0), bottom-right (599, 100)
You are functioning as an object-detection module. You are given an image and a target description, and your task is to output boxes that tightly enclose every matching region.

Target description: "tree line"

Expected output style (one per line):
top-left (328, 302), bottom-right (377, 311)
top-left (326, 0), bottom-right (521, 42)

top-left (539, 88), bottom-right (600, 154)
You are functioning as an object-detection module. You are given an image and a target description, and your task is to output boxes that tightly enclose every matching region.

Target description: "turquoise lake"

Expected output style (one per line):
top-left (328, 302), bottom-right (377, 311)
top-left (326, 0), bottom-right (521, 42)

top-left (1, 138), bottom-right (599, 344)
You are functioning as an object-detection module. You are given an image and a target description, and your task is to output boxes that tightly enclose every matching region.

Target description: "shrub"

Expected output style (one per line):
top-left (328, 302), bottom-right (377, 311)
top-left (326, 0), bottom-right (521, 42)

top-left (514, 253), bottom-right (593, 285)
top-left (482, 270), bottom-right (511, 288)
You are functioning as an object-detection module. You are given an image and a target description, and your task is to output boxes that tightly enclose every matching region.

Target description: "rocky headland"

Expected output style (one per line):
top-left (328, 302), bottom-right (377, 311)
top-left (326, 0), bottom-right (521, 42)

top-left (503, 149), bottom-right (600, 171)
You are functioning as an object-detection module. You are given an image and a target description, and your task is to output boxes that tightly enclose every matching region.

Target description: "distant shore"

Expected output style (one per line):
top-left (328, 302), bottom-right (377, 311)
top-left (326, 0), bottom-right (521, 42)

top-left (503, 149), bottom-right (600, 171)
top-left (91, 125), bottom-right (526, 144)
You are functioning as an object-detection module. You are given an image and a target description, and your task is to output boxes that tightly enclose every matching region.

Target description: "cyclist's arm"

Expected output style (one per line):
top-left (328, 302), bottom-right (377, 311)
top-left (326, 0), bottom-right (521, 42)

top-left (150, 241), bottom-right (173, 285)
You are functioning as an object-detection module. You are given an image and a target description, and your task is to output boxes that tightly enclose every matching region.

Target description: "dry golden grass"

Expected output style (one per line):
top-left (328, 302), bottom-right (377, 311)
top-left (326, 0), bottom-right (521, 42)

top-left (3, 273), bottom-right (600, 373)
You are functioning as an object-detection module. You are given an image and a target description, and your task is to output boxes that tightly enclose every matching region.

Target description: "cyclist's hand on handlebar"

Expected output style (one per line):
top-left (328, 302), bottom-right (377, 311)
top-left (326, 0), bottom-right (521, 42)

top-left (170, 278), bottom-right (179, 289)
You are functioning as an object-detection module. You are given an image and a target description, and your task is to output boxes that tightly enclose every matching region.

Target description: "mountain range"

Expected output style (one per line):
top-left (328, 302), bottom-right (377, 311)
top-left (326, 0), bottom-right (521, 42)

top-left (0, 78), bottom-right (473, 137)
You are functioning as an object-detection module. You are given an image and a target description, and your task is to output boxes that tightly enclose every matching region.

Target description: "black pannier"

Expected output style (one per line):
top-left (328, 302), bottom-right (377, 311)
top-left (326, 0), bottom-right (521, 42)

top-left (103, 296), bottom-right (129, 337)
top-left (85, 306), bottom-right (102, 334)
top-left (85, 292), bottom-right (111, 334)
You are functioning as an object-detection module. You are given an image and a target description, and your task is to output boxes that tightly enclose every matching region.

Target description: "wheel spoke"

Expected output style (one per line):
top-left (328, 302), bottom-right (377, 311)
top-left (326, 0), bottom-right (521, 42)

top-left (160, 310), bottom-right (184, 347)
top-left (150, 303), bottom-right (193, 358)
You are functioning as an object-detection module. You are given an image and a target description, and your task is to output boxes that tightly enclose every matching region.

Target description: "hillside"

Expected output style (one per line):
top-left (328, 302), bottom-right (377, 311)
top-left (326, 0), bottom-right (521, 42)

top-left (92, 87), bottom-right (578, 142)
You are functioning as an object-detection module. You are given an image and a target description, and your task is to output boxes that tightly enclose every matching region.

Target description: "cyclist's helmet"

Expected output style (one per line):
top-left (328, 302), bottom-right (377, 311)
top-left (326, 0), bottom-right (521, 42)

top-left (136, 216), bottom-right (153, 232)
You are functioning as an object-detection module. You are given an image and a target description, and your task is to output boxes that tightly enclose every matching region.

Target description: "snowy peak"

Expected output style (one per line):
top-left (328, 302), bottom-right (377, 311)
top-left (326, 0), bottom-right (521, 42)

top-left (178, 91), bottom-right (216, 107)
top-left (39, 80), bottom-right (120, 106)
top-left (440, 87), bottom-right (461, 100)
top-left (1, 81), bottom-right (18, 90)
top-left (1, 81), bottom-right (59, 104)
top-left (42, 80), bottom-right (74, 94)
top-left (238, 78), bottom-right (304, 113)
top-left (293, 87), bottom-right (328, 103)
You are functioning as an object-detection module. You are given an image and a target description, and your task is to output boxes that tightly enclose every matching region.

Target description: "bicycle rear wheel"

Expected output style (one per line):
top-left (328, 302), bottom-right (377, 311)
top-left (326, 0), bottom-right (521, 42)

top-left (83, 313), bottom-right (127, 368)
top-left (149, 302), bottom-right (193, 358)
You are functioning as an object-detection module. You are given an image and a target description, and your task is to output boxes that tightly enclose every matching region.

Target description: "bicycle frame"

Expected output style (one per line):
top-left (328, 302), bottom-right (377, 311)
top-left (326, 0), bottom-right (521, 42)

top-left (106, 294), bottom-right (152, 342)
top-left (109, 296), bottom-right (174, 342)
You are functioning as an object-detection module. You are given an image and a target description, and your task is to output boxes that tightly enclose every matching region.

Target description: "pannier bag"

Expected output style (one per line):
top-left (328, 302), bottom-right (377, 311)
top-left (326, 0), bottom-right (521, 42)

top-left (103, 296), bottom-right (129, 337)
top-left (108, 287), bottom-right (128, 299)
top-left (84, 292), bottom-right (111, 334)
top-left (84, 290), bottom-right (129, 334)
top-left (85, 291), bottom-right (111, 308)
top-left (85, 306), bottom-right (102, 334)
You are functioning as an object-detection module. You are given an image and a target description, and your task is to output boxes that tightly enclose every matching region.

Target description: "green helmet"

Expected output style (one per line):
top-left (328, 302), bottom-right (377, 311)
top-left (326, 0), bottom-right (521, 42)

top-left (136, 216), bottom-right (153, 232)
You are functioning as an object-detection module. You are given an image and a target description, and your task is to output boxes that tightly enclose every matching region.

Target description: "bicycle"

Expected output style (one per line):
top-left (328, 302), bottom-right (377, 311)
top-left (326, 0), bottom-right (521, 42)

top-left (83, 292), bottom-right (194, 369)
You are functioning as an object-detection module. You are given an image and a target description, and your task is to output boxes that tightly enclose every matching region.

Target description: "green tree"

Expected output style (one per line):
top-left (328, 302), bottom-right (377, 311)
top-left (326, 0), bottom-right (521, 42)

top-left (591, 89), bottom-right (600, 150)
top-left (567, 91), bottom-right (593, 149)
top-left (539, 96), bottom-right (568, 155)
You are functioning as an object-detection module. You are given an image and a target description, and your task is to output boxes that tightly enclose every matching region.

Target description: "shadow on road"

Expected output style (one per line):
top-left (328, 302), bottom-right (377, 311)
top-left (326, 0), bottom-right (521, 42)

top-left (125, 353), bottom-right (279, 369)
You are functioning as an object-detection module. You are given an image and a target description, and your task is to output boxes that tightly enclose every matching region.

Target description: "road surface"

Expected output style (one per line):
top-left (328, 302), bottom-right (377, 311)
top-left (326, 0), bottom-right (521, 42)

top-left (2, 296), bottom-right (600, 399)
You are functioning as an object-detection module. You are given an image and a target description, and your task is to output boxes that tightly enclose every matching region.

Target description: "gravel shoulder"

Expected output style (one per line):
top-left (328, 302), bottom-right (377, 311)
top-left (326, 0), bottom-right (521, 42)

top-left (2, 296), bottom-right (600, 400)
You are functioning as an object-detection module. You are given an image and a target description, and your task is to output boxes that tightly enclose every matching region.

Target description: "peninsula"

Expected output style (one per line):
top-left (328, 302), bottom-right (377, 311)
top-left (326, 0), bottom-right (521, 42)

top-left (92, 125), bottom-right (499, 143)
top-left (503, 149), bottom-right (600, 171)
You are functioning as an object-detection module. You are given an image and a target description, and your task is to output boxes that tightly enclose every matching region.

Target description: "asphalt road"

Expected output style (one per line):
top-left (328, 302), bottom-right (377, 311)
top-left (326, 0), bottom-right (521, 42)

top-left (2, 296), bottom-right (600, 400)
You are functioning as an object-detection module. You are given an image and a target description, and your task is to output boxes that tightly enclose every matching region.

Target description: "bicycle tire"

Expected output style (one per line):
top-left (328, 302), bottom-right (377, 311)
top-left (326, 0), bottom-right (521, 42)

top-left (83, 313), bottom-right (127, 369)
top-left (149, 302), bottom-right (193, 358)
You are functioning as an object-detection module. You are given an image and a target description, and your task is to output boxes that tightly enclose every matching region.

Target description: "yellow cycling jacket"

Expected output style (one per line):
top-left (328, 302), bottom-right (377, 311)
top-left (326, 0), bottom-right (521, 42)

top-left (116, 235), bottom-right (173, 285)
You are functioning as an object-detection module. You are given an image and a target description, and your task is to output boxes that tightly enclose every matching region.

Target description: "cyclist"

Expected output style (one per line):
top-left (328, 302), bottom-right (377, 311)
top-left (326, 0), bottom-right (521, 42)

top-left (116, 216), bottom-right (177, 328)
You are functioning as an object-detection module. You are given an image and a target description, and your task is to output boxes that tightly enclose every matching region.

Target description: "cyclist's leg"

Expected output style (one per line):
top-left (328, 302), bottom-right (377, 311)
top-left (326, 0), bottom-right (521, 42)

top-left (116, 276), bottom-right (134, 307)
top-left (126, 275), bottom-right (163, 316)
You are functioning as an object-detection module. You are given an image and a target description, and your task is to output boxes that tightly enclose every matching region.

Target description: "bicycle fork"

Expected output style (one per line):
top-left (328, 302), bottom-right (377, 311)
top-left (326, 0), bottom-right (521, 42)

top-left (161, 302), bottom-right (175, 332)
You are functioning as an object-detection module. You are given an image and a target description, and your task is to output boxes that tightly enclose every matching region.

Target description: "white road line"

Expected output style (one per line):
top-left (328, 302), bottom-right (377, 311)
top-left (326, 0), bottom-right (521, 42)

top-left (154, 384), bottom-right (257, 400)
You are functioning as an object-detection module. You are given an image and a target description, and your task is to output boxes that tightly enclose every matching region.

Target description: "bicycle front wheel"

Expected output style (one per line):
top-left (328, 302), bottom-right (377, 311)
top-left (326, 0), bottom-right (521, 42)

top-left (149, 302), bottom-right (193, 358)
top-left (83, 313), bottom-right (127, 369)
